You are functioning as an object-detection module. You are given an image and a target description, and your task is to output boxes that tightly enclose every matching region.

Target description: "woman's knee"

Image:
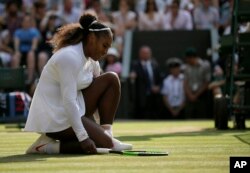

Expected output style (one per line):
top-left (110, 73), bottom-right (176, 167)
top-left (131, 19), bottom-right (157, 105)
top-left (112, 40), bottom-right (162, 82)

top-left (102, 72), bottom-right (120, 87)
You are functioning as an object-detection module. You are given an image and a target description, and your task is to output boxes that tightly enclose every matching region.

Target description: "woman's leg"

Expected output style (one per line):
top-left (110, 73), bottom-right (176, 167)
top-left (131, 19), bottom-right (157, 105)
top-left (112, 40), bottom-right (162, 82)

top-left (82, 72), bottom-right (121, 125)
top-left (37, 51), bottom-right (48, 76)
top-left (46, 72), bottom-right (121, 154)
top-left (47, 116), bottom-right (113, 154)
top-left (26, 51), bottom-right (35, 83)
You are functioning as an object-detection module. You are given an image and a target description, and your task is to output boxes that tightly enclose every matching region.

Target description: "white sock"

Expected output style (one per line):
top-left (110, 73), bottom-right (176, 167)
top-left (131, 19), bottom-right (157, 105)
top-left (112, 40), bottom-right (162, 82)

top-left (44, 141), bottom-right (60, 154)
top-left (101, 124), bottom-right (113, 137)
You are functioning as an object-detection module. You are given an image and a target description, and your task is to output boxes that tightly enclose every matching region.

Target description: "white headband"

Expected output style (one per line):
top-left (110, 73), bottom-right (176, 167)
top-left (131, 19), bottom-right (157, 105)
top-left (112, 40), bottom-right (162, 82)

top-left (80, 20), bottom-right (111, 32)
top-left (89, 28), bottom-right (111, 32)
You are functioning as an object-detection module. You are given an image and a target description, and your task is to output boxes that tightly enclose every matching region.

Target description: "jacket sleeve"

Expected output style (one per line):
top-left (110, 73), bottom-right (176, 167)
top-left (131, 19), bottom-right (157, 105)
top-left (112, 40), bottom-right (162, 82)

top-left (54, 49), bottom-right (88, 142)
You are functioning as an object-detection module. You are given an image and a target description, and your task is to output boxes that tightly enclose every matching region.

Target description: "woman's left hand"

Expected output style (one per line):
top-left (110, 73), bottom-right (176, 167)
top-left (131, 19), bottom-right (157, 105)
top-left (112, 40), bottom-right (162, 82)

top-left (80, 138), bottom-right (97, 154)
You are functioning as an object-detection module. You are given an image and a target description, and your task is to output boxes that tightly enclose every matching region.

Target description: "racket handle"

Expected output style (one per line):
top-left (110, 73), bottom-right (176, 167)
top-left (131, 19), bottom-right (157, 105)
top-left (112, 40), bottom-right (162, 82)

top-left (96, 148), bottom-right (111, 154)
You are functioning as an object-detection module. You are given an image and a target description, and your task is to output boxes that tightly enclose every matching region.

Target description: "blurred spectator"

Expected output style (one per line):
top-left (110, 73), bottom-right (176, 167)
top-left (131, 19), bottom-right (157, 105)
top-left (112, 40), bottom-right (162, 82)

top-left (183, 47), bottom-right (211, 118)
top-left (0, 1), bottom-right (5, 16)
top-left (111, 0), bottom-right (137, 40)
top-left (2, 1), bottom-right (23, 39)
top-left (88, 0), bottom-right (111, 23)
top-left (57, 0), bottom-right (81, 24)
top-left (136, 0), bottom-right (166, 14)
top-left (162, 0), bottom-right (193, 30)
top-left (138, 0), bottom-right (163, 31)
top-left (111, 0), bottom-right (135, 12)
top-left (22, 0), bottom-right (37, 14)
top-left (193, 0), bottom-right (219, 30)
top-left (161, 57), bottom-right (185, 119)
top-left (37, 11), bottom-right (61, 76)
top-left (12, 14), bottom-right (40, 85)
top-left (32, 0), bottom-right (47, 28)
top-left (0, 30), bottom-right (13, 67)
top-left (102, 47), bottom-right (122, 77)
top-left (111, 0), bottom-right (137, 56)
top-left (164, 0), bottom-right (194, 12)
top-left (99, 0), bottom-right (112, 12)
top-left (218, 0), bottom-right (233, 36)
top-left (46, 0), bottom-right (61, 11)
top-left (193, 0), bottom-right (219, 9)
top-left (130, 45), bottom-right (163, 119)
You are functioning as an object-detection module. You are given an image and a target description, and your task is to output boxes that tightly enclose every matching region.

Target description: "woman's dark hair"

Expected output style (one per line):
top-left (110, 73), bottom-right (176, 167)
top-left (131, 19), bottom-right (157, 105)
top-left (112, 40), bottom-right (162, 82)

top-left (49, 11), bottom-right (112, 53)
top-left (145, 0), bottom-right (158, 13)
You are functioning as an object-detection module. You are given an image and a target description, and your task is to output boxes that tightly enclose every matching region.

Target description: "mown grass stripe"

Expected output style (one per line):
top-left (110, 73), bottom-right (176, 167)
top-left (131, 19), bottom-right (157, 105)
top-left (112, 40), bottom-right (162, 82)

top-left (0, 120), bottom-right (249, 173)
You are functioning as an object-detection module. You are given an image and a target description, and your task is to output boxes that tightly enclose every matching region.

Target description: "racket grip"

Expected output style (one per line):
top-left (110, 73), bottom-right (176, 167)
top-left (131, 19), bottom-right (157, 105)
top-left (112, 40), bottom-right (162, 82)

top-left (96, 148), bottom-right (110, 154)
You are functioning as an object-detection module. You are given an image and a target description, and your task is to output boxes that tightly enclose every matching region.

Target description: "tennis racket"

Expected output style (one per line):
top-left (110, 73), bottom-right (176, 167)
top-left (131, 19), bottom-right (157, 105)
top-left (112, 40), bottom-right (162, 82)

top-left (97, 148), bottom-right (168, 156)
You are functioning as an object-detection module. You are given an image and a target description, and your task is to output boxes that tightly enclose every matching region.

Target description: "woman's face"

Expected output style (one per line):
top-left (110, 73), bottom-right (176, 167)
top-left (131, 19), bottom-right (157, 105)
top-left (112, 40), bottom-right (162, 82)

top-left (147, 0), bottom-right (156, 11)
top-left (88, 32), bottom-right (113, 61)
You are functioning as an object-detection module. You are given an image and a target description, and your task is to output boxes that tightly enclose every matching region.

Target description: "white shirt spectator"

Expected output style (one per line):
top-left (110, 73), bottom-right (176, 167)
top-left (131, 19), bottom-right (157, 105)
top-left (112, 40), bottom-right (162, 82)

top-left (136, 0), bottom-right (166, 13)
top-left (193, 5), bottom-right (219, 29)
top-left (162, 9), bottom-right (193, 30)
top-left (57, 8), bottom-right (81, 24)
top-left (161, 73), bottom-right (185, 107)
top-left (165, 0), bottom-right (194, 10)
top-left (138, 11), bottom-right (163, 31)
top-left (112, 10), bottom-right (137, 30)
top-left (56, 0), bottom-right (82, 24)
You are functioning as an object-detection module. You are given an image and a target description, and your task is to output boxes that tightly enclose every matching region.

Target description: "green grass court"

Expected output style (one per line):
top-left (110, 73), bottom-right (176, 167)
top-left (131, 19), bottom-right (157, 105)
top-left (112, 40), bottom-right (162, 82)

top-left (0, 120), bottom-right (250, 173)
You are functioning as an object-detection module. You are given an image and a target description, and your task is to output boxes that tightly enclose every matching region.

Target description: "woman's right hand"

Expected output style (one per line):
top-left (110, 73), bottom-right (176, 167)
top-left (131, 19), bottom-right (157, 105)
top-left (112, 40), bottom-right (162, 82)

top-left (80, 138), bottom-right (97, 154)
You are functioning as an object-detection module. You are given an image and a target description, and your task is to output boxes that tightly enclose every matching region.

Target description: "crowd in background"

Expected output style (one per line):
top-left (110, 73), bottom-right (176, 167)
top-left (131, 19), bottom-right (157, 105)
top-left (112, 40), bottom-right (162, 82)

top-left (0, 0), bottom-right (244, 119)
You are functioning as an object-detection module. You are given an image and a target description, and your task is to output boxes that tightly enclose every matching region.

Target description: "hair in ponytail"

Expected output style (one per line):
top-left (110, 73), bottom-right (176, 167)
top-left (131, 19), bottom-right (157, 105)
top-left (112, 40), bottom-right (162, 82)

top-left (50, 11), bottom-right (112, 53)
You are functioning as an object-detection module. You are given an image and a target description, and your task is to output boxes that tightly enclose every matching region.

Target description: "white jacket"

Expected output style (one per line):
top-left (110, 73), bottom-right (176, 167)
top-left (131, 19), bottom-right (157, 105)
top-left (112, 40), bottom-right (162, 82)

top-left (24, 42), bottom-right (100, 142)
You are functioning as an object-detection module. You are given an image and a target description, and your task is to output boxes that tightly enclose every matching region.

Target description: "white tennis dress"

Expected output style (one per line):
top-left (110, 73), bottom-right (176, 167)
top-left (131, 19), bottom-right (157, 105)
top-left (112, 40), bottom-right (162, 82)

top-left (24, 42), bottom-right (100, 142)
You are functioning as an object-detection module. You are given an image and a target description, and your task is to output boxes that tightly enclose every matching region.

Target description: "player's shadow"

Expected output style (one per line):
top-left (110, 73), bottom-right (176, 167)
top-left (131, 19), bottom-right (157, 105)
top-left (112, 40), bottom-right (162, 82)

top-left (0, 154), bottom-right (88, 163)
top-left (0, 154), bottom-right (49, 163)
top-left (116, 128), bottom-right (250, 146)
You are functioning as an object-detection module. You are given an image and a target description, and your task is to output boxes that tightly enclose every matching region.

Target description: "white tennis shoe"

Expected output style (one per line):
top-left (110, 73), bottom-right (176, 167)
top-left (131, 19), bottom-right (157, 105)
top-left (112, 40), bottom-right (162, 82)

top-left (26, 134), bottom-right (56, 154)
top-left (112, 138), bottom-right (133, 151)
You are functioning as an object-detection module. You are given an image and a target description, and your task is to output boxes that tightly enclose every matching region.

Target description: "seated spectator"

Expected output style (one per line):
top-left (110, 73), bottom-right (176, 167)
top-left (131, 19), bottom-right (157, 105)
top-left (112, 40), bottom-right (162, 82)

top-left (218, 0), bottom-right (233, 35)
top-left (183, 47), bottom-right (211, 118)
top-left (32, 0), bottom-right (47, 28)
top-left (111, 0), bottom-right (137, 44)
top-left (0, 30), bottom-right (13, 67)
top-left (193, 0), bottom-right (219, 30)
top-left (12, 14), bottom-right (40, 86)
top-left (56, 0), bottom-right (81, 24)
top-left (136, 0), bottom-right (166, 14)
top-left (161, 58), bottom-right (185, 119)
top-left (88, 0), bottom-right (111, 23)
top-left (138, 0), bottom-right (163, 31)
top-left (103, 47), bottom-right (122, 77)
top-left (111, 0), bottom-right (137, 56)
top-left (162, 0), bottom-right (193, 30)
top-left (2, 1), bottom-right (23, 39)
top-left (37, 11), bottom-right (61, 76)
top-left (165, 0), bottom-right (194, 12)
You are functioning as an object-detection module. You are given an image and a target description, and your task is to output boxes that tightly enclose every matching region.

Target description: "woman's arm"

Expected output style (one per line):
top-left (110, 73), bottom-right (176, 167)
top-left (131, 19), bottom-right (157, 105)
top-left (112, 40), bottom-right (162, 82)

top-left (54, 50), bottom-right (89, 142)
